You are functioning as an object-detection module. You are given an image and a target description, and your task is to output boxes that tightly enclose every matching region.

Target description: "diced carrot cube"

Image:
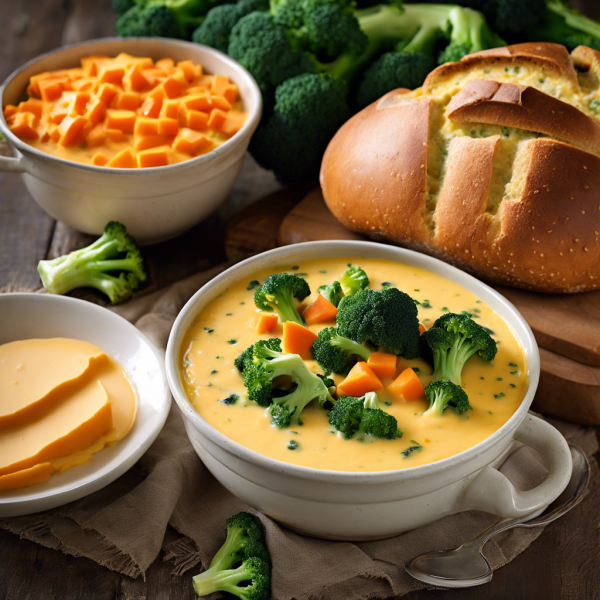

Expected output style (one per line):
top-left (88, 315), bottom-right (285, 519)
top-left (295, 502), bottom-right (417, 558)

top-left (211, 75), bottom-right (230, 96)
top-left (96, 83), bottom-right (119, 107)
top-left (71, 76), bottom-right (97, 92)
top-left (177, 60), bottom-right (196, 82)
top-left (387, 368), bottom-right (425, 402)
top-left (196, 74), bottom-right (213, 87)
top-left (91, 152), bottom-right (109, 166)
top-left (84, 99), bottom-right (106, 127)
top-left (122, 62), bottom-right (149, 92)
top-left (186, 109), bottom-right (208, 131)
top-left (133, 134), bottom-right (170, 152)
top-left (282, 321), bottom-right (318, 360)
top-left (3, 105), bottom-right (18, 118)
top-left (223, 84), bottom-right (239, 105)
top-left (419, 323), bottom-right (427, 334)
top-left (162, 72), bottom-right (187, 98)
top-left (209, 95), bottom-right (232, 111)
top-left (137, 146), bottom-right (169, 168)
top-left (81, 55), bottom-right (109, 77)
top-left (85, 123), bottom-right (107, 147)
top-left (221, 113), bottom-right (245, 137)
top-left (183, 93), bottom-right (210, 112)
top-left (99, 64), bottom-right (126, 85)
top-left (72, 92), bottom-right (92, 115)
top-left (158, 117), bottom-right (179, 136)
top-left (140, 69), bottom-right (158, 89)
top-left (160, 99), bottom-right (181, 119)
top-left (140, 96), bottom-right (163, 118)
top-left (39, 79), bottom-right (65, 102)
top-left (7, 112), bottom-right (41, 140)
top-left (105, 109), bottom-right (136, 133)
top-left (336, 362), bottom-right (384, 397)
top-left (106, 147), bottom-right (136, 168)
top-left (27, 71), bottom-right (51, 97)
top-left (155, 58), bottom-right (176, 74)
top-left (302, 294), bottom-right (337, 325)
top-left (255, 313), bottom-right (279, 334)
top-left (58, 115), bottom-right (87, 146)
top-left (105, 128), bottom-right (126, 143)
top-left (134, 116), bottom-right (159, 136)
top-left (145, 84), bottom-right (166, 101)
top-left (116, 91), bottom-right (141, 111)
top-left (367, 352), bottom-right (397, 380)
top-left (208, 109), bottom-right (227, 132)
top-left (114, 53), bottom-right (153, 70)
top-left (17, 99), bottom-right (44, 119)
top-left (172, 128), bottom-right (212, 155)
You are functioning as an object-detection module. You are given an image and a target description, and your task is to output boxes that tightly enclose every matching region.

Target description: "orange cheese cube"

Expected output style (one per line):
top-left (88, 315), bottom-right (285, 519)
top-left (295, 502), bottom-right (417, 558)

top-left (115, 91), bottom-right (141, 111)
top-left (366, 352), bottom-right (397, 380)
top-left (140, 96), bottom-right (163, 118)
top-left (17, 99), bottom-right (44, 119)
top-left (255, 313), bottom-right (279, 335)
top-left (39, 79), bottom-right (65, 102)
top-left (71, 76), bottom-right (97, 92)
top-left (162, 72), bottom-right (187, 98)
top-left (95, 83), bottom-right (119, 107)
top-left (208, 108), bottom-right (227, 132)
top-left (122, 62), bottom-right (149, 92)
top-left (106, 147), bottom-right (136, 168)
top-left (91, 152), bottom-right (109, 166)
top-left (302, 294), bottom-right (337, 325)
top-left (177, 60), bottom-right (196, 82)
top-left (134, 134), bottom-right (170, 152)
top-left (49, 125), bottom-right (61, 143)
top-left (27, 71), bottom-right (51, 97)
top-left (7, 112), bottom-right (41, 140)
top-left (58, 115), bottom-right (87, 146)
top-left (136, 146), bottom-right (169, 168)
top-left (282, 321), bottom-right (318, 360)
top-left (81, 55), bottom-right (108, 77)
top-left (336, 362), bottom-right (384, 397)
top-left (105, 109), bottom-right (136, 133)
top-left (145, 84), bottom-right (167, 101)
top-left (172, 128), bottom-right (212, 155)
top-left (386, 368), bottom-right (425, 402)
top-left (71, 92), bottom-right (92, 115)
top-left (160, 99), bottom-right (181, 119)
top-left (98, 64), bottom-right (126, 85)
top-left (223, 84), bottom-right (239, 104)
top-left (104, 128), bottom-right (126, 143)
top-left (157, 117), bottom-right (179, 136)
top-left (183, 93), bottom-right (210, 112)
top-left (4, 104), bottom-right (18, 118)
top-left (221, 113), bottom-right (245, 137)
top-left (209, 95), bottom-right (232, 111)
top-left (155, 58), bottom-right (176, 74)
top-left (211, 75), bottom-right (230, 96)
top-left (85, 123), bottom-right (107, 147)
top-left (185, 110), bottom-right (208, 131)
top-left (84, 99), bottom-right (106, 127)
top-left (134, 116), bottom-right (159, 136)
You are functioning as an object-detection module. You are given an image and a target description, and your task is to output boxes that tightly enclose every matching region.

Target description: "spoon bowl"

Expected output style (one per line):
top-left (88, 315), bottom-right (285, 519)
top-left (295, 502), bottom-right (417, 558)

top-left (405, 443), bottom-right (590, 588)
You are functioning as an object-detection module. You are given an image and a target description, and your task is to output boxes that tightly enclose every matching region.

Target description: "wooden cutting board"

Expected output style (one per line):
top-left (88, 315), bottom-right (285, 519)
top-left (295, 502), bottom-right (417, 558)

top-left (226, 188), bottom-right (600, 425)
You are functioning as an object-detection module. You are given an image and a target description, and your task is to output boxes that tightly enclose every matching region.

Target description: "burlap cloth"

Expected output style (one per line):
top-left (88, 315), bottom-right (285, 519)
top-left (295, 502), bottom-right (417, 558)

top-left (1, 266), bottom-right (596, 599)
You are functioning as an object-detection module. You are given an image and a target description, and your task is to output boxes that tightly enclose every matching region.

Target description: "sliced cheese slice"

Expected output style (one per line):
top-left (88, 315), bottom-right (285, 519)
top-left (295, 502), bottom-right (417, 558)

top-left (0, 338), bottom-right (105, 428)
top-left (0, 463), bottom-right (52, 492)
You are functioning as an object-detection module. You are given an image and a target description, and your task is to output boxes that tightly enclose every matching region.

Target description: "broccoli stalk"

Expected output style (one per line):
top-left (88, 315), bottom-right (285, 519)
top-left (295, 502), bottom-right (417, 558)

top-left (37, 221), bottom-right (146, 305)
top-left (243, 340), bottom-right (334, 425)
top-left (420, 312), bottom-right (497, 386)
top-left (312, 326), bottom-right (373, 376)
top-left (192, 557), bottom-right (270, 599)
top-left (329, 392), bottom-right (403, 439)
top-left (336, 286), bottom-right (421, 358)
top-left (423, 380), bottom-right (471, 416)
top-left (253, 272), bottom-right (311, 324)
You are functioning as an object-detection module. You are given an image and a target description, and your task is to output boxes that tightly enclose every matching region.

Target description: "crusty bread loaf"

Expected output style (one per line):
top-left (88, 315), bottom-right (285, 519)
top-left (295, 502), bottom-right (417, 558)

top-left (320, 43), bottom-right (600, 293)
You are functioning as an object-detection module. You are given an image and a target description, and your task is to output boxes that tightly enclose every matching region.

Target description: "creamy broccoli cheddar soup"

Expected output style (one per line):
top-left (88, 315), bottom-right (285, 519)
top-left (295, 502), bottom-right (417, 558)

top-left (179, 257), bottom-right (527, 472)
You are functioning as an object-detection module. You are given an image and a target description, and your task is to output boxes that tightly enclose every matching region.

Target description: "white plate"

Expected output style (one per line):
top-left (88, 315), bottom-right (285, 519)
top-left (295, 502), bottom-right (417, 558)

top-left (0, 293), bottom-right (171, 517)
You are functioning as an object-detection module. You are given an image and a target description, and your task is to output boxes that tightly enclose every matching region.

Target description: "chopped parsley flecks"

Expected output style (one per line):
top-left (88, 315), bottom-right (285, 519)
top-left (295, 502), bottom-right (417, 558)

top-left (219, 393), bottom-right (239, 405)
top-left (483, 327), bottom-right (495, 335)
top-left (461, 310), bottom-right (478, 318)
top-left (210, 369), bottom-right (218, 374)
top-left (441, 306), bottom-right (448, 311)
top-left (288, 440), bottom-right (299, 450)
top-left (247, 280), bottom-right (260, 290)
top-left (204, 327), bottom-right (214, 333)
top-left (509, 383), bottom-right (516, 388)
top-left (413, 367), bottom-right (420, 373)
top-left (488, 411), bottom-right (493, 415)
top-left (509, 362), bottom-right (518, 367)
top-left (494, 392), bottom-right (506, 399)
top-left (297, 417), bottom-right (303, 426)
top-left (226, 313), bottom-right (233, 316)
top-left (227, 339), bottom-right (237, 345)
top-left (240, 302), bottom-right (245, 305)
top-left (475, 300), bottom-right (482, 304)
top-left (510, 370), bottom-right (518, 375)
top-left (319, 269), bottom-right (327, 273)
top-left (414, 289), bottom-right (420, 292)
top-left (539, 77), bottom-right (545, 83)
top-left (420, 300), bottom-right (432, 309)
top-left (480, 376), bottom-right (485, 380)
top-left (384, 400), bottom-right (392, 406)
top-left (295, 273), bottom-right (308, 278)
top-left (401, 440), bottom-right (423, 458)
top-left (496, 377), bottom-right (502, 381)
top-left (289, 431), bottom-right (298, 435)
top-left (291, 265), bottom-right (300, 270)
top-left (382, 282), bottom-right (394, 288)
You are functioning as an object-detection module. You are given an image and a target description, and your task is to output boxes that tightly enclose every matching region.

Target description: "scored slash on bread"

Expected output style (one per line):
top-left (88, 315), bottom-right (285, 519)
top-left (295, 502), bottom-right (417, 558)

top-left (320, 42), bottom-right (600, 293)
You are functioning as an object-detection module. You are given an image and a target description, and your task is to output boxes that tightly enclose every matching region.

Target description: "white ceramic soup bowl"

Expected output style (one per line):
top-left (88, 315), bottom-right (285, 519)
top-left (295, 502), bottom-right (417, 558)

top-left (166, 241), bottom-right (572, 541)
top-left (0, 38), bottom-right (262, 245)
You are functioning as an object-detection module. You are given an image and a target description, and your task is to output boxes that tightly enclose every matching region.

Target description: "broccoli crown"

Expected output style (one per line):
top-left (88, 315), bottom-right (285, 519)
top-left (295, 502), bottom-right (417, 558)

top-left (243, 341), bottom-right (334, 419)
top-left (336, 287), bottom-right (420, 358)
top-left (339, 264), bottom-right (370, 296)
top-left (318, 280), bottom-right (344, 307)
top-left (116, 4), bottom-right (181, 37)
top-left (420, 312), bottom-right (497, 385)
top-left (192, 556), bottom-right (271, 599)
top-left (235, 338), bottom-right (281, 373)
top-left (37, 221), bottom-right (146, 305)
top-left (357, 50), bottom-right (434, 108)
top-left (113, 0), bottom-right (136, 16)
top-left (249, 72), bottom-right (349, 183)
top-left (192, 0), bottom-right (268, 52)
top-left (228, 11), bottom-right (314, 94)
top-left (482, 0), bottom-right (545, 38)
top-left (253, 272), bottom-right (310, 324)
top-left (312, 326), bottom-right (372, 376)
top-left (423, 380), bottom-right (471, 416)
top-left (329, 393), bottom-right (402, 439)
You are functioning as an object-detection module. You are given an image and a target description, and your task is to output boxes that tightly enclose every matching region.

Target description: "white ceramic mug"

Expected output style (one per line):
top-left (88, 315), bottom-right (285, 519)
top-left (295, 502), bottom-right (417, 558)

top-left (0, 38), bottom-right (262, 245)
top-left (166, 240), bottom-right (573, 541)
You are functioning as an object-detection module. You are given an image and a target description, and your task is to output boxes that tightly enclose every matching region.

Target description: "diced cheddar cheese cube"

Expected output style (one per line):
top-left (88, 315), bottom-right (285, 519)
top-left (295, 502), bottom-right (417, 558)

top-left (185, 110), bottom-right (208, 131)
top-left (39, 79), bottom-right (65, 102)
top-left (91, 152), bottom-right (109, 166)
top-left (160, 99), bottom-right (181, 119)
top-left (85, 123), bottom-right (107, 147)
top-left (208, 109), bottom-right (227, 132)
top-left (7, 112), bottom-right (41, 140)
top-left (98, 64), bottom-right (126, 85)
top-left (122, 62), bottom-right (149, 92)
top-left (183, 93), bottom-right (210, 112)
top-left (3, 104), bottom-right (18, 118)
top-left (104, 128), bottom-right (126, 143)
top-left (177, 60), bottom-right (196, 82)
top-left (162, 72), bottom-right (187, 98)
top-left (134, 134), bottom-right (170, 152)
top-left (106, 147), bottom-right (136, 168)
top-left (95, 83), bottom-right (119, 107)
top-left (173, 128), bottom-right (212, 155)
top-left (221, 113), bottom-right (245, 137)
top-left (211, 75), bottom-right (230, 96)
top-left (223, 84), bottom-right (239, 105)
top-left (71, 76), bottom-right (97, 92)
top-left (136, 146), bottom-right (169, 168)
top-left (155, 58), bottom-right (175, 74)
top-left (134, 116), bottom-right (159, 136)
top-left (157, 117), bottom-right (179, 136)
top-left (209, 95), bottom-right (232, 111)
top-left (58, 115), bottom-right (87, 146)
top-left (115, 91), bottom-right (141, 111)
top-left (105, 109), bottom-right (136, 133)
top-left (84, 99), bottom-right (106, 128)
top-left (17, 99), bottom-right (44, 119)
top-left (140, 96), bottom-right (163, 118)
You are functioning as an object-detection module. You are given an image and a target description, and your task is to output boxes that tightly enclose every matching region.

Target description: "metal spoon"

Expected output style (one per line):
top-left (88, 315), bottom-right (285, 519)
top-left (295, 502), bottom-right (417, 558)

top-left (405, 443), bottom-right (590, 588)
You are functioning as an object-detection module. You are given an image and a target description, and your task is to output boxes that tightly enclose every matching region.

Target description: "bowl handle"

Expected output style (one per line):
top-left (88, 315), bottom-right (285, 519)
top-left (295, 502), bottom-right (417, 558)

top-left (0, 153), bottom-right (26, 173)
top-left (457, 414), bottom-right (572, 518)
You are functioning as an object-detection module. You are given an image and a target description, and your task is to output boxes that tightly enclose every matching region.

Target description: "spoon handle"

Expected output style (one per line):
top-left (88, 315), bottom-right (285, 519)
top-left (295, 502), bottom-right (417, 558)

top-left (461, 515), bottom-right (535, 551)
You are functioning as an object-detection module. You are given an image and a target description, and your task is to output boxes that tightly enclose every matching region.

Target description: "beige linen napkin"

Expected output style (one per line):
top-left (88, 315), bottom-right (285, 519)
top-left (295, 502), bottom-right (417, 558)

top-left (1, 267), bottom-right (596, 599)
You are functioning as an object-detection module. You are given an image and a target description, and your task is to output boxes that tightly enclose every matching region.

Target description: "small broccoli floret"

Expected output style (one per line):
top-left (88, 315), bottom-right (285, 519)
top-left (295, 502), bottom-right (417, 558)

top-left (339, 265), bottom-right (370, 296)
top-left (420, 312), bottom-right (497, 385)
top-left (116, 4), bottom-right (181, 37)
top-left (423, 380), bottom-right (471, 416)
top-left (235, 338), bottom-right (281, 373)
top-left (113, 0), bottom-right (136, 16)
top-left (329, 392), bottom-right (402, 439)
top-left (243, 341), bottom-right (334, 421)
top-left (357, 50), bottom-right (434, 108)
top-left (318, 280), bottom-right (344, 307)
top-left (249, 72), bottom-right (349, 183)
top-left (312, 326), bottom-right (372, 376)
top-left (336, 287), bottom-right (421, 358)
top-left (253, 272), bottom-right (311, 324)
top-left (37, 221), bottom-right (146, 305)
top-left (192, 0), bottom-right (268, 53)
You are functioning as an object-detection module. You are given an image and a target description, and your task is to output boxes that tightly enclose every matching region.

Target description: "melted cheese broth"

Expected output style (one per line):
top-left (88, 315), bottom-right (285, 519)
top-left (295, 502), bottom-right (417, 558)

top-left (180, 257), bottom-right (527, 472)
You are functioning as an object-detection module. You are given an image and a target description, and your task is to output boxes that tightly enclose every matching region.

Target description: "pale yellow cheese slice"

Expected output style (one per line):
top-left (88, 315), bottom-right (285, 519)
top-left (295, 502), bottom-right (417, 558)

top-left (0, 463), bottom-right (52, 492)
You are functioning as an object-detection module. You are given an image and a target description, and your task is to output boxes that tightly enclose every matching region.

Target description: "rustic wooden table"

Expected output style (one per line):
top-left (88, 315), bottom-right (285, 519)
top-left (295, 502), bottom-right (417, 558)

top-left (1, 1), bottom-right (599, 599)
